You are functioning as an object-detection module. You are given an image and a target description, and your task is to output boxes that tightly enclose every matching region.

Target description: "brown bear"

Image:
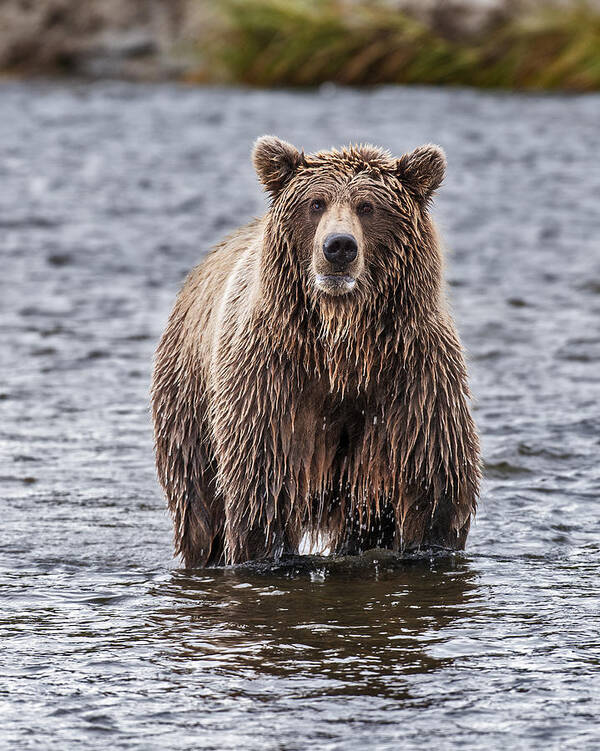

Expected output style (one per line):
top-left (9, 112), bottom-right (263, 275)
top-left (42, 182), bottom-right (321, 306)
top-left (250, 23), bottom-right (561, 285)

top-left (151, 136), bottom-right (481, 567)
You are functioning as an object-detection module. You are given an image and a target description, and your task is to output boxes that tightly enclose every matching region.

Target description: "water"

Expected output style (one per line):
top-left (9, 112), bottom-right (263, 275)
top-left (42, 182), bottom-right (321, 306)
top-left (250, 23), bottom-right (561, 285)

top-left (1, 81), bottom-right (599, 750)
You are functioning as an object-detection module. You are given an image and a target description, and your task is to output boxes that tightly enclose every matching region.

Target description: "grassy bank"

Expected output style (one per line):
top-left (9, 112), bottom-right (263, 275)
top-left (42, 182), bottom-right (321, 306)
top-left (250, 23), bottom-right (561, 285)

top-left (189, 0), bottom-right (600, 90)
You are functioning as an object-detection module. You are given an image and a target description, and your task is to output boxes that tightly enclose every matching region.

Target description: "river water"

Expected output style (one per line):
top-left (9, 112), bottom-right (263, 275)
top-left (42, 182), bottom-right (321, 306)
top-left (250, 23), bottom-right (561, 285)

top-left (1, 81), bottom-right (599, 750)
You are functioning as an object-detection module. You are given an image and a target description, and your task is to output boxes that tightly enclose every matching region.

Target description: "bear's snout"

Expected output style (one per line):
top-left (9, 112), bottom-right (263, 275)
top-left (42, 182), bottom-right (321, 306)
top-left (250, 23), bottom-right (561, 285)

top-left (323, 233), bottom-right (358, 269)
top-left (312, 204), bottom-right (364, 296)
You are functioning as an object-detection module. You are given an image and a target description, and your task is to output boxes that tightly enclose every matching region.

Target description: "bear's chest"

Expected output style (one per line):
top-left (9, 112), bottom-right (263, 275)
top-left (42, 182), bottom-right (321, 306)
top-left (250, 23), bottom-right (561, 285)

top-left (288, 379), bottom-right (389, 483)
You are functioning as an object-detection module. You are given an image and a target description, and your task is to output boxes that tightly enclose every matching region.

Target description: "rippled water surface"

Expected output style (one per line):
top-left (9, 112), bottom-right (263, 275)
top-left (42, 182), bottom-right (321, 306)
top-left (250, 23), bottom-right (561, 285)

top-left (1, 82), bottom-right (599, 750)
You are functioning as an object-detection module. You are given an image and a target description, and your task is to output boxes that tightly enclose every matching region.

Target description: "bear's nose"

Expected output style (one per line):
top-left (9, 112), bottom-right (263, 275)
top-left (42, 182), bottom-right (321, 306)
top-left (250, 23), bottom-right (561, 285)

top-left (323, 233), bottom-right (358, 268)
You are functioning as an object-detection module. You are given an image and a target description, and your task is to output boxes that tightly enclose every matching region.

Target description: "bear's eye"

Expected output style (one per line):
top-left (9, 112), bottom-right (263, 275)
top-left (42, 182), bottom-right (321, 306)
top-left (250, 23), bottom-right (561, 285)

top-left (357, 202), bottom-right (374, 216)
top-left (310, 199), bottom-right (325, 213)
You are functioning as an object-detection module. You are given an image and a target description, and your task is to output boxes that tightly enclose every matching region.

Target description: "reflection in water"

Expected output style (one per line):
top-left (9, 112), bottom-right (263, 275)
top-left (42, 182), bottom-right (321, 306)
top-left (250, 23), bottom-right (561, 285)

top-left (150, 557), bottom-right (479, 698)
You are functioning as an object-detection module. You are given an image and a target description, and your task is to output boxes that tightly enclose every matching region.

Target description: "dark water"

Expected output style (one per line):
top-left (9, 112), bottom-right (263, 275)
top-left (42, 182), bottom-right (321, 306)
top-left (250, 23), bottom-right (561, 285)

top-left (1, 81), bottom-right (599, 750)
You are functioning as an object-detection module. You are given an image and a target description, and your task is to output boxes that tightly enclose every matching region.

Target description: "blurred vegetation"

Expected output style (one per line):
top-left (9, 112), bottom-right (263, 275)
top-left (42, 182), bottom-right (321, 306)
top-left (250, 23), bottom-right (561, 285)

top-left (188, 0), bottom-right (600, 90)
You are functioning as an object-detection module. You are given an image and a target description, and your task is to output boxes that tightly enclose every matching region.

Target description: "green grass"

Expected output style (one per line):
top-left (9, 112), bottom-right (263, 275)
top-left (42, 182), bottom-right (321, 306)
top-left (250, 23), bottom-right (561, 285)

top-left (189, 0), bottom-right (600, 90)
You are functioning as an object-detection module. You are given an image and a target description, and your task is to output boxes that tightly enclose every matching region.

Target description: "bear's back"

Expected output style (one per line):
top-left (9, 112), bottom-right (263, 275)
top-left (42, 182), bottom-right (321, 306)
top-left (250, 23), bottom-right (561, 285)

top-left (171, 218), bottom-right (264, 385)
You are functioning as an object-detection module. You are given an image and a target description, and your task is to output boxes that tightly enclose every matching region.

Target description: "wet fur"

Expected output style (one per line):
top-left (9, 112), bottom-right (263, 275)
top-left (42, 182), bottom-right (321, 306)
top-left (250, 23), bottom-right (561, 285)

top-left (152, 139), bottom-right (481, 567)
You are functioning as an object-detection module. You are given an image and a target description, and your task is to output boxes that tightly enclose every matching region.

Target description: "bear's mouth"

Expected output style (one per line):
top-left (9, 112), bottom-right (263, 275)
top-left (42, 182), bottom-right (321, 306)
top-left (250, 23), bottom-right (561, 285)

top-left (315, 274), bottom-right (356, 296)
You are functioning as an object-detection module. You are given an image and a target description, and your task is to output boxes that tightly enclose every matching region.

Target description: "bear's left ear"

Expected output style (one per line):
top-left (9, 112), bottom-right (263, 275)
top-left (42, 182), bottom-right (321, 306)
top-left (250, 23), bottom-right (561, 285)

top-left (395, 144), bottom-right (446, 201)
top-left (252, 135), bottom-right (304, 198)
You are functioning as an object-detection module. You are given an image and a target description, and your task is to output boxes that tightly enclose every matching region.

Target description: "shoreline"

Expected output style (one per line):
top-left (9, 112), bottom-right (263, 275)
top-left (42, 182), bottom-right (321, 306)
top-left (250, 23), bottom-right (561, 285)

top-left (1, 1), bottom-right (600, 91)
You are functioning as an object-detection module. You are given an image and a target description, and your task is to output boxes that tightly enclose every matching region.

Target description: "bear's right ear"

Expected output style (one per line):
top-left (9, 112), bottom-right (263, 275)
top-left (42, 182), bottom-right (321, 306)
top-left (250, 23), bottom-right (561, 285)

top-left (252, 135), bottom-right (303, 198)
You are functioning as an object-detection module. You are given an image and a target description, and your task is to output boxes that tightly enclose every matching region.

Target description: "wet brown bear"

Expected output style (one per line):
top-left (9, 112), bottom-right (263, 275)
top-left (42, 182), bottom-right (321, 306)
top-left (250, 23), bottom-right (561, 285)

top-left (151, 136), bottom-right (480, 567)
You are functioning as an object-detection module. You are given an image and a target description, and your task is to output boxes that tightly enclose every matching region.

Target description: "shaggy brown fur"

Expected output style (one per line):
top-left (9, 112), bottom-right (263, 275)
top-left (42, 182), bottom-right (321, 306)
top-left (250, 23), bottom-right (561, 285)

top-left (152, 136), bottom-right (480, 567)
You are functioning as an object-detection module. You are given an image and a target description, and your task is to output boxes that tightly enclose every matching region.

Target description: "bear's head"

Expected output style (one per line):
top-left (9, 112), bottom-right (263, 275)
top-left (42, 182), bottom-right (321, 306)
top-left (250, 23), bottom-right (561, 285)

top-left (252, 135), bottom-right (446, 308)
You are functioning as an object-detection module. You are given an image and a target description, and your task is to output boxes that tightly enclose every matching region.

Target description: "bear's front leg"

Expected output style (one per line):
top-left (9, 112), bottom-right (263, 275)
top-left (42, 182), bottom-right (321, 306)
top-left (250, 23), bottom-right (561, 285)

top-left (226, 487), bottom-right (301, 564)
top-left (210, 357), bottom-right (303, 564)
top-left (393, 328), bottom-right (481, 553)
